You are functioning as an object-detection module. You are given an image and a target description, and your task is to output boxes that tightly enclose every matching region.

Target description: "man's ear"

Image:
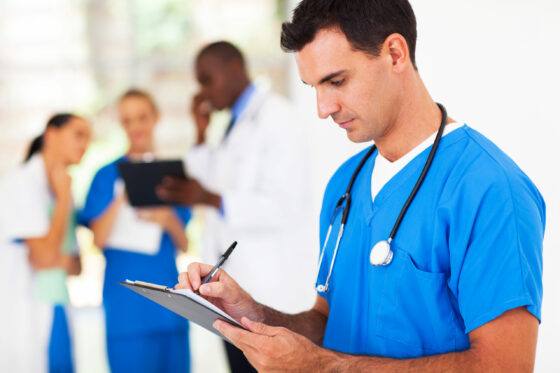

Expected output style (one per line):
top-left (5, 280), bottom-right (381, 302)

top-left (384, 33), bottom-right (410, 73)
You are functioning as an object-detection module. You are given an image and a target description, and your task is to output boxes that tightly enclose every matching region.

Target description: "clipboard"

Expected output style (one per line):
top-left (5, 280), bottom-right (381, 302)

top-left (120, 280), bottom-right (246, 341)
top-left (117, 160), bottom-right (187, 207)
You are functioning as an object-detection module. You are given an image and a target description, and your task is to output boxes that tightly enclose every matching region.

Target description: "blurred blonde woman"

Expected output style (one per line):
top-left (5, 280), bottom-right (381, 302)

top-left (79, 89), bottom-right (191, 373)
top-left (0, 113), bottom-right (91, 372)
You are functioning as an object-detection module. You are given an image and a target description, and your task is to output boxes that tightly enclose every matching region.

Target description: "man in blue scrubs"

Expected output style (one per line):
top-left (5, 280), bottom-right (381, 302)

top-left (176, 0), bottom-right (545, 371)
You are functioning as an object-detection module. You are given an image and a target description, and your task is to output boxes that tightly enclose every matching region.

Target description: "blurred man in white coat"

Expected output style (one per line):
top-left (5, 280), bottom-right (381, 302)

top-left (157, 41), bottom-right (316, 372)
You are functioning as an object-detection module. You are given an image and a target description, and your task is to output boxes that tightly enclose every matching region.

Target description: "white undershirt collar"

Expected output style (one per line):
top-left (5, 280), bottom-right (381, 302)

top-left (371, 122), bottom-right (464, 202)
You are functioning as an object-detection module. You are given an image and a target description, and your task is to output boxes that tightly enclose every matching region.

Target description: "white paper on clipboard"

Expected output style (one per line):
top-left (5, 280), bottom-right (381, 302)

top-left (105, 180), bottom-right (162, 254)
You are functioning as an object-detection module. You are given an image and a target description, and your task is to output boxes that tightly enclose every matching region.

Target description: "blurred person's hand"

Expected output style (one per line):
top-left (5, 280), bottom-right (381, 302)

top-left (156, 176), bottom-right (221, 208)
top-left (176, 262), bottom-right (263, 323)
top-left (191, 92), bottom-right (213, 145)
top-left (49, 164), bottom-right (72, 201)
top-left (59, 254), bottom-right (81, 276)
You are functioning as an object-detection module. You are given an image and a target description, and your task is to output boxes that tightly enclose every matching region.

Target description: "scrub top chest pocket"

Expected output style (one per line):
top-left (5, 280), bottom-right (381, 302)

top-left (367, 245), bottom-right (464, 357)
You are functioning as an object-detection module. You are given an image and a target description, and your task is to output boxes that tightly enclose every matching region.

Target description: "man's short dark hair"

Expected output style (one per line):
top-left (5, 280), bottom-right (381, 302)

top-left (197, 41), bottom-right (246, 67)
top-left (281, 0), bottom-right (418, 67)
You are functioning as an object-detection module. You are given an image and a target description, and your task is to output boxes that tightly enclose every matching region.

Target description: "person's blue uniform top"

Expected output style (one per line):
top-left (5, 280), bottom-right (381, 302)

top-left (316, 125), bottom-right (545, 358)
top-left (79, 156), bottom-right (191, 337)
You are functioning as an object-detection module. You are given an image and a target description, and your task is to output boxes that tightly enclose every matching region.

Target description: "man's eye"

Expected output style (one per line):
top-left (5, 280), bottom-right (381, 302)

top-left (330, 79), bottom-right (344, 87)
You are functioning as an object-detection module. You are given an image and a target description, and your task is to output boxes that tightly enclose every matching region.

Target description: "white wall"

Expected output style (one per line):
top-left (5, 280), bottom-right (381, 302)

top-left (287, 1), bottom-right (560, 371)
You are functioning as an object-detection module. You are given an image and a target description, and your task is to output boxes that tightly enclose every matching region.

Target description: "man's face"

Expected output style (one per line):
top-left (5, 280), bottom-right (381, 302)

top-left (195, 55), bottom-right (234, 110)
top-left (296, 28), bottom-right (399, 143)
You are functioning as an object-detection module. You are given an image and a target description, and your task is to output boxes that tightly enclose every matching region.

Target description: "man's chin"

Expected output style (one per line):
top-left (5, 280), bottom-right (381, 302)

top-left (345, 129), bottom-right (371, 143)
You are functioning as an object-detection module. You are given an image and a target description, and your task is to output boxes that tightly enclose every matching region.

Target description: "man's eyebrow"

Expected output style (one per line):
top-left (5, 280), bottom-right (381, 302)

top-left (301, 70), bottom-right (347, 86)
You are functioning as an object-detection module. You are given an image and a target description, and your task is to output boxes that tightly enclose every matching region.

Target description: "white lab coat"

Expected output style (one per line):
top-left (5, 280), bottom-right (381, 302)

top-left (0, 156), bottom-right (70, 372)
top-left (186, 87), bottom-right (317, 313)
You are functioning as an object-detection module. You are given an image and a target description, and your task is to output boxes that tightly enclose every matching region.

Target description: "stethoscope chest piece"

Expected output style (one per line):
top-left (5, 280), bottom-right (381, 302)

top-left (316, 284), bottom-right (327, 293)
top-left (370, 240), bottom-right (393, 266)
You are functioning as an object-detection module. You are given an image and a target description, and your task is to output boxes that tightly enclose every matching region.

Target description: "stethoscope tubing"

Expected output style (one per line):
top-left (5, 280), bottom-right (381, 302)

top-left (316, 103), bottom-right (448, 293)
top-left (388, 103), bottom-right (447, 240)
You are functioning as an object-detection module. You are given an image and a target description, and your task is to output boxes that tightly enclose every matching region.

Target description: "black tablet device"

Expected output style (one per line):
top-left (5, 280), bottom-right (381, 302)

top-left (117, 159), bottom-right (187, 207)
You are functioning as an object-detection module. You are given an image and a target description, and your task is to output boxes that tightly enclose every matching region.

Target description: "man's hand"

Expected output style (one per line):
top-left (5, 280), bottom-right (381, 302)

top-left (215, 317), bottom-right (326, 373)
top-left (157, 177), bottom-right (222, 208)
top-left (176, 262), bottom-right (263, 323)
top-left (191, 92), bottom-right (212, 145)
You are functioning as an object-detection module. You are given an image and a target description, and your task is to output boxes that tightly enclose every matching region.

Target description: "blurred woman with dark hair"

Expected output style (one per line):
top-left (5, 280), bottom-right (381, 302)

top-left (0, 113), bottom-right (91, 372)
top-left (79, 89), bottom-right (191, 373)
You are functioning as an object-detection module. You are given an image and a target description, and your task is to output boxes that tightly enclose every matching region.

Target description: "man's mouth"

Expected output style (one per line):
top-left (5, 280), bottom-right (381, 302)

top-left (336, 119), bottom-right (354, 129)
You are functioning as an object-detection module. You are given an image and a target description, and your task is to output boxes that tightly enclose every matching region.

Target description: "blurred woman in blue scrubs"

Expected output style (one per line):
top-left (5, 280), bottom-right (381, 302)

top-left (79, 89), bottom-right (191, 373)
top-left (0, 113), bottom-right (91, 372)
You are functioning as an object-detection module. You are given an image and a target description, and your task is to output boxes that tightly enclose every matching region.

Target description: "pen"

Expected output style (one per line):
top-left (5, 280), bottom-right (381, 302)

top-left (200, 241), bottom-right (237, 286)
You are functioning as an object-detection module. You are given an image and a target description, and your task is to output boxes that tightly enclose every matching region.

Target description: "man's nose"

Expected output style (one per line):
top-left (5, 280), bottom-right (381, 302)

top-left (316, 90), bottom-right (340, 120)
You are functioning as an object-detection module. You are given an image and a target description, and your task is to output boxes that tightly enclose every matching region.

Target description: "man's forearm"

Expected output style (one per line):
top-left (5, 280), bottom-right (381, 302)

top-left (258, 305), bottom-right (327, 345)
top-left (317, 343), bottom-right (535, 373)
top-left (316, 348), bottom-right (478, 372)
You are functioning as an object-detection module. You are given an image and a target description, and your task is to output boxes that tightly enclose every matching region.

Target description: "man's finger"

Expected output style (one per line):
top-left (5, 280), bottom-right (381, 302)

top-left (156, 186), bottom-right (174, 201)
top-left (214, 319), bottom-right (264, 351)
top-left (157, 185), bottom-right (183, 198)
top-left (199, 281), bottom-right (226, 298)
top-left (161, 177), bottom-right (189, 189)
top-left (241, 317), bottom-right (280, 337)
top-left (158, 183), bottom-right (185, 194)
top-left (156, 178), bottom-right (188, 197)
top-left (187, 262), bottom-right (214, 291)
top-left (175, 272), bottom-right (192, 291)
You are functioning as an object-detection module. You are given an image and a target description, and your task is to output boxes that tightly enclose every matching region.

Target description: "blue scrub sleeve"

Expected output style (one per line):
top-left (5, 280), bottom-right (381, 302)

top-left (173, 206), bottom-right (191, 226)
top-left (78, 166), bottom-right (116, 227)
top-left (448, 173), bottom-right (545, 333)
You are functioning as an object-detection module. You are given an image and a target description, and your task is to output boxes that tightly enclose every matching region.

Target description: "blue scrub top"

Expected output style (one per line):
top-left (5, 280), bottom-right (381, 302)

top-left (317, 125), bottom-right (545, 358)
top-left (79, 157), bottom-right (191, 337)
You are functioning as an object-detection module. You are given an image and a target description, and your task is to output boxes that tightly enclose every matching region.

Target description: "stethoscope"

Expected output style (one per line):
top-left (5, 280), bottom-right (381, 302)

top-left (316, 103), bottom-right (448, 293)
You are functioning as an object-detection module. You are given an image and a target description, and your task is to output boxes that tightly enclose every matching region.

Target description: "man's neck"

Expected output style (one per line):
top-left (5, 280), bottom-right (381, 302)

top-left (375, 78), bottom-right (452, 162)
top-left (228, 78), bottom-right (251, 109)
